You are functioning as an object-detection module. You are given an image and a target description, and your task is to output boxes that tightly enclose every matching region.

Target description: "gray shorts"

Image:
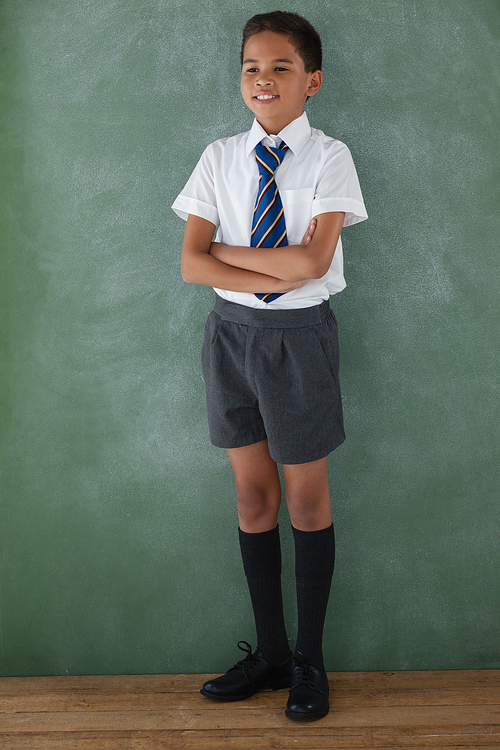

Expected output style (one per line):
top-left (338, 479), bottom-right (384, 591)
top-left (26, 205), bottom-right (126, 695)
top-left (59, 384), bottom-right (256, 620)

top-left (201, 296), bottom-right (345, 465)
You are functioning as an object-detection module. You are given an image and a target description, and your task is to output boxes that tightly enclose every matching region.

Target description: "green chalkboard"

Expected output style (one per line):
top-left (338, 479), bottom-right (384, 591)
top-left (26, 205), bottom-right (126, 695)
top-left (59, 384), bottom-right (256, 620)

top-left (1, 0), bottom-right (499, 676)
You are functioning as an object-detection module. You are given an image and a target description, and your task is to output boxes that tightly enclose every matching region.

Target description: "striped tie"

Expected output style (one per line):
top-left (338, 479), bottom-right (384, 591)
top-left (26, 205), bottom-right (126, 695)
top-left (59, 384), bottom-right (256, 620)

top-left (252, 140), bottom-right (289, 303)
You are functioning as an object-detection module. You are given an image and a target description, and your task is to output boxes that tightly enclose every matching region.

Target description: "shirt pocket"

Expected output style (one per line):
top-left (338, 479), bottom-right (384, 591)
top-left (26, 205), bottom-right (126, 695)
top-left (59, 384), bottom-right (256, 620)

top-left (280, 187), bottom-right (315, 244)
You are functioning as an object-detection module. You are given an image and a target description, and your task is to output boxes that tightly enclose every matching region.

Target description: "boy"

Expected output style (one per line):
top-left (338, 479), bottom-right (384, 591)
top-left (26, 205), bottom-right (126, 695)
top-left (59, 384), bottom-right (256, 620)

top-left (172, 11), bottom-right (367, 720)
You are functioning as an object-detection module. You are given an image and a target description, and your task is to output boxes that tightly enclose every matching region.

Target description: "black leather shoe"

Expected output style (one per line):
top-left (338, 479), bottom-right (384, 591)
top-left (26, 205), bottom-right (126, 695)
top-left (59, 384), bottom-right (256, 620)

top-left (200, 641), bottom-right (292, 702)
top-left (285, 653), bottom-right (329, 720)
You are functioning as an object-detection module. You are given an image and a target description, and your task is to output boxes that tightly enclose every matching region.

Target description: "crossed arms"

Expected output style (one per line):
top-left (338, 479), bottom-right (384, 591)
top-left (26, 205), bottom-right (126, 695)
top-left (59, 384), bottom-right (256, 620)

top-left (181, 211), bottom-right (345, 294)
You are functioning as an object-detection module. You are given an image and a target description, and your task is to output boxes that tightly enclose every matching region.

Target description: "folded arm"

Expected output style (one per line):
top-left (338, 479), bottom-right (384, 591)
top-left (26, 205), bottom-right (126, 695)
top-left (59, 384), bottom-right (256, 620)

top-left (180, 214), bottom-right (307, 294)
top-left (209, 212), bottom-right (346, 282)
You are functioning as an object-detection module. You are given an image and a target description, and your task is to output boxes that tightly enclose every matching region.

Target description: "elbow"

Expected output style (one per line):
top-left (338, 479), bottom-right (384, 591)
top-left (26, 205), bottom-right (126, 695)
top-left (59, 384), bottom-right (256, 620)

top-left (309, 264), bottom-right (330, 280)
top-left (180, 265), bottom-right (190, 283)
top-left (181, 249), bottom-right (205, 283)
top-left (304, 255), bottom-right (331, 280)
top-left (181, 246), bottom-right (210, 284)
top-left (181, 260), bottom-right (196, 284)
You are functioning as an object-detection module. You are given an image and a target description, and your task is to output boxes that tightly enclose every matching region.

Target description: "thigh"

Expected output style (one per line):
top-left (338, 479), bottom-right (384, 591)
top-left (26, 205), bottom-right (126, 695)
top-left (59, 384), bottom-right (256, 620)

top-left (227, 439), bottom-right (282, 533)
top-left (283, 456), bottom-right (332, 532)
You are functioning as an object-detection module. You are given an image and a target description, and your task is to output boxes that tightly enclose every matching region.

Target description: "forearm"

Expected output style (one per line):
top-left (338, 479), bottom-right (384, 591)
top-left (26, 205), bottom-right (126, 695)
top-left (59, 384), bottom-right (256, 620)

top-left (181, 248), bottom-right (298, 294)
top-left (209, 212), bottom-right (346, 282)
top-left (181, 213), bottom-right (301, 294)
top-left (209, 242), bottom-right (319, 282)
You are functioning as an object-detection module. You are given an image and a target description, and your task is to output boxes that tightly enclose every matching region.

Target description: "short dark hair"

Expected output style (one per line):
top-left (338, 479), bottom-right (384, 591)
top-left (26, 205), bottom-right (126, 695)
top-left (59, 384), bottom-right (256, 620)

top-left (241, 11), bottom-right (322, 73)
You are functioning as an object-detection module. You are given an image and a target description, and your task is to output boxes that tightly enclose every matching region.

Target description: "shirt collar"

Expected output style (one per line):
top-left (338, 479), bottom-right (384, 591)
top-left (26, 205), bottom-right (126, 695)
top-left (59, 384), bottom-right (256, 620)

top-left (245, 111), bottom-right (311, 157)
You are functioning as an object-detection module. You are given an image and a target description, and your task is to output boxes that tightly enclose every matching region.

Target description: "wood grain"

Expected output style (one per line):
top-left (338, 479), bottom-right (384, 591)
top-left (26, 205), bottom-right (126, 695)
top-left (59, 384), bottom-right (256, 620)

top-left (0, 670), bottom-right (498, 749)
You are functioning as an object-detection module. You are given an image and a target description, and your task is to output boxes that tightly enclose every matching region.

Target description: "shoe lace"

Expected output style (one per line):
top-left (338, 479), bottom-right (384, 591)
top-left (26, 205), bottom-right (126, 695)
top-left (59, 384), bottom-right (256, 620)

top-left (293, 655), bottom-right (318, 688)
top-left (229, 641), bottom-right (260, 675)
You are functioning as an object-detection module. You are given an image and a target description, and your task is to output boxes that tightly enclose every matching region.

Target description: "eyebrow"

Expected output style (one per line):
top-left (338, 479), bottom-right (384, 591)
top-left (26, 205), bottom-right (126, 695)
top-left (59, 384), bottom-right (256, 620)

top-left (242, 57), bottom-right (295, 64)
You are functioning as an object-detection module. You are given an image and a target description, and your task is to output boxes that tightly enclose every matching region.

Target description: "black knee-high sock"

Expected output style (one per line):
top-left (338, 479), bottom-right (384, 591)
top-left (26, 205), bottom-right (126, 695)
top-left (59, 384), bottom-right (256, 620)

top-left (238, 525), bottom-right (291, 665)
top-left (292, 524), bottom-right (335, 670)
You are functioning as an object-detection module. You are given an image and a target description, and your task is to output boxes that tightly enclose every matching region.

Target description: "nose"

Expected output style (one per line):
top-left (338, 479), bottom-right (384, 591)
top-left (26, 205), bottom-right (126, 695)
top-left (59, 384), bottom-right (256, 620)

top-left (256, 70), bottom-right (273, 86)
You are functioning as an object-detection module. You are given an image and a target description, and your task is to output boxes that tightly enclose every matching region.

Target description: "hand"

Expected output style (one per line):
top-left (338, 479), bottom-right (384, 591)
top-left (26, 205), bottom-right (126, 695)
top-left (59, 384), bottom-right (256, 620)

top-left (256, 222), bottom-right (315, 294)
top-left (266, 220), bottom-right (315, 293)
top-left (300, 218), bottom-right (317, 246)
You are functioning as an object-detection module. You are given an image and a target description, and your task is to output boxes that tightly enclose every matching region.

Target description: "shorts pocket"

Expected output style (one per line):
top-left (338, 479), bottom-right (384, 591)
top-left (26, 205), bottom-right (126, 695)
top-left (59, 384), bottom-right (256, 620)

top-left (312, 319), bottom-right (339, 380)
top-left (210, 318), bottom-right (222, 345)
top-left (201, 313), bottom-right (222, 374)
top-left (203, 311), bottom-right (222, 346)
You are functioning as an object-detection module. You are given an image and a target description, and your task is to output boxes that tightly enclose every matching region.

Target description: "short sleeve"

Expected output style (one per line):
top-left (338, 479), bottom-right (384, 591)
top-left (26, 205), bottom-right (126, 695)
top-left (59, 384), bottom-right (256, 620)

top-left (171, 144), bottom-right (219, 226)
top-left (312, 142), bottom-right (367, 227)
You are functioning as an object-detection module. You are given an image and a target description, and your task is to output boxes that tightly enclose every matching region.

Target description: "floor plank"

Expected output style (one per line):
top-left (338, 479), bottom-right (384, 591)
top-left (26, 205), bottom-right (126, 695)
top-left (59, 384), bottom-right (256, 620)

top-left (0, 687), bottom-right (499, 712)
top-left (1, 705), bottom-right (499, 731)
top-left (0, 670), bottom-right (498, 694)
top-left (0, 670), bottom-right (498, 749)
top-left (0, 732), bottom-right (499, 750)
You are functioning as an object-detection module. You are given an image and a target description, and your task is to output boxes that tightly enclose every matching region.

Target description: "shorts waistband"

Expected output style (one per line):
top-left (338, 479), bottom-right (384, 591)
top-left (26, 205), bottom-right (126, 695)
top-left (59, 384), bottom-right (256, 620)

top-left (213, 296), bottom-right (331, 329)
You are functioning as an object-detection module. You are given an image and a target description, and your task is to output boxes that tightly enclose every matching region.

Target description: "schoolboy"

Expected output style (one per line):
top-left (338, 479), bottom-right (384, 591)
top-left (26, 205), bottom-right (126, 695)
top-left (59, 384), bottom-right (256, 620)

top-left (172, 11), bottom-right (367, 720)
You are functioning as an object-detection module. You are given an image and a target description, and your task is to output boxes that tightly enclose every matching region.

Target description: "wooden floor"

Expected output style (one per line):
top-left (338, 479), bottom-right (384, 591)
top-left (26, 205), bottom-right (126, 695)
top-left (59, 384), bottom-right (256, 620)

top-left (0, 669), bottom-right (499, 749)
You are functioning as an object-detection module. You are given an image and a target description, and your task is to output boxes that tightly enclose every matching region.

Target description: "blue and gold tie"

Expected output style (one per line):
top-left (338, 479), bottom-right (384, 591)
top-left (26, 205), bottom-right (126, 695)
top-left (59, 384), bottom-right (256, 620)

top-left (252, 140), bottom-right (289, 303)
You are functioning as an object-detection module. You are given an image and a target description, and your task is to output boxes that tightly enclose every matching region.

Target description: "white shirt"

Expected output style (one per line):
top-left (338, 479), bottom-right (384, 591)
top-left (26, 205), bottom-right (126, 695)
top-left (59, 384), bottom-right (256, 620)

top-left (172, 111), bottom-right (367, 309)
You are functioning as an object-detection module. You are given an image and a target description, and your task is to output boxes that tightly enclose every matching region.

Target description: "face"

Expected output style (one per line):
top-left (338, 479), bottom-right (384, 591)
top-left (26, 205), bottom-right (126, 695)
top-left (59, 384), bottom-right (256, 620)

top-left (241, 31), bottom-right (322, 134)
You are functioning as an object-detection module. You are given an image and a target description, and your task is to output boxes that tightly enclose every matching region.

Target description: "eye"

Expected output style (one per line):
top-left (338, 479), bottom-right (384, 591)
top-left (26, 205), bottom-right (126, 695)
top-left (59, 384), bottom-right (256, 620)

top-left (246, 67), bottom-right (258, 73)
top-left (275, 67), bottom-right (288, 72)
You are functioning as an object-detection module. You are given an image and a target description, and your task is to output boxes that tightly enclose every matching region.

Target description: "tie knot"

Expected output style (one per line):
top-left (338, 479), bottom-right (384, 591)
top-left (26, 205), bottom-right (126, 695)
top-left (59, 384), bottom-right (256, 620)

top-left (254, 141), bottom-right (288, 175)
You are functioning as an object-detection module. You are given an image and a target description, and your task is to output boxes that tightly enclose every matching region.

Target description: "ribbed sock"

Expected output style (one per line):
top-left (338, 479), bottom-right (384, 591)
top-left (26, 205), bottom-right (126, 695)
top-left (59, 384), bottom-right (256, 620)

top-left (292, 523), bottom-right (335, 670)
top-left (238, 525), bottom-right (291, 666)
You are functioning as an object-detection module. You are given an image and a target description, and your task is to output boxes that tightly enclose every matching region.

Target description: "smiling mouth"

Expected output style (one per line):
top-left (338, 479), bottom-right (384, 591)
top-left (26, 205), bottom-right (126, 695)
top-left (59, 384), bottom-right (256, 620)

top-left (254, 94), bottom-right (279, 101)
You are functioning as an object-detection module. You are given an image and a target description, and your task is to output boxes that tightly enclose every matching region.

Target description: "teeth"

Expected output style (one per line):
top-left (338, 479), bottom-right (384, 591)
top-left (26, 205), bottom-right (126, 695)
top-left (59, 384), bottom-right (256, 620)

top-left (256, 94), bottom-right (277, 100)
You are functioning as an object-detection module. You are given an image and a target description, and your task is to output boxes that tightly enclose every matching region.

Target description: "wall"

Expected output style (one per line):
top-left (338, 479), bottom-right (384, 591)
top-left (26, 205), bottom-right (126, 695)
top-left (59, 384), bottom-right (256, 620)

top-left (1, 0), bottom-right (499, 675)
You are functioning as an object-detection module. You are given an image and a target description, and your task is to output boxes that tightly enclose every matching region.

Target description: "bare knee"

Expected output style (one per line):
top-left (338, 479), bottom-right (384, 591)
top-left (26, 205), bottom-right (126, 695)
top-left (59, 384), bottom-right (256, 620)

top-left (283, 458), bottom-right (332, 531)
top-left (227, 441), bottom-right (281, 533)
top-left (286, 493), bottom-right (331, 531)
top-left (236, 481), bottom-right (281, 533)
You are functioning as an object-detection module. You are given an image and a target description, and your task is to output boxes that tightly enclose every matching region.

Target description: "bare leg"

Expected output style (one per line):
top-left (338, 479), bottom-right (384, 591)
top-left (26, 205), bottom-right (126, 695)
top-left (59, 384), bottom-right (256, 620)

top-left (283, 456), bottom-right (331, 531)
top-left (227, 439), bottom-right (282, 533)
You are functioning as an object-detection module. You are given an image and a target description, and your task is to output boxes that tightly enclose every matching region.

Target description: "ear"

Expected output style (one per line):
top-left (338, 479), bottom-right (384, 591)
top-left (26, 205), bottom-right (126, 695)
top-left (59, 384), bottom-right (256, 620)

top-left (307, 70), bottom-right (323, 97)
